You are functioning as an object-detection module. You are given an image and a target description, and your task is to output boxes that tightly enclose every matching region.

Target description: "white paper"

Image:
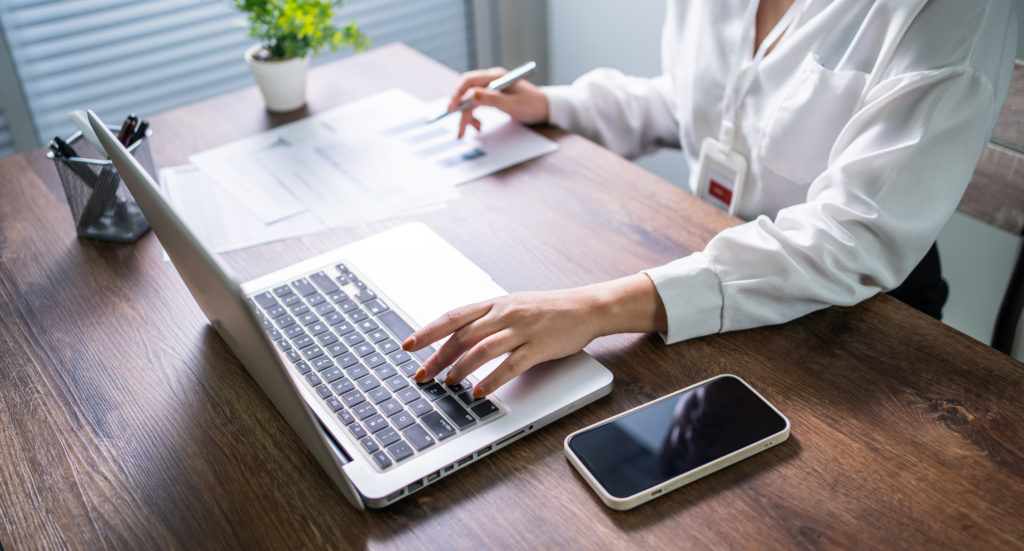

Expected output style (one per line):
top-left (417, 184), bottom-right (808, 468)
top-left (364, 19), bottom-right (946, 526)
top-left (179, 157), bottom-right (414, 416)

top-left (160, 165), bottom-right (326, 253)
top-left (187, 88), bottom-right (557, 225)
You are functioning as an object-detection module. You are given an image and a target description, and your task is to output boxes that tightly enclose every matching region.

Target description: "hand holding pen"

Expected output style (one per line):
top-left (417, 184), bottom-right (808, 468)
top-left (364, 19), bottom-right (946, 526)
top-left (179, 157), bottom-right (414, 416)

top-left (441, 61), bottom-right (549, 139)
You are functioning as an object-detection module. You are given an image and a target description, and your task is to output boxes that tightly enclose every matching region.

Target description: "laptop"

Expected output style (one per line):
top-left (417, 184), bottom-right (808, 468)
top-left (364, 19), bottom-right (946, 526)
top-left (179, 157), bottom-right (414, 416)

top-left (88, 111), bottom-right (613, 509)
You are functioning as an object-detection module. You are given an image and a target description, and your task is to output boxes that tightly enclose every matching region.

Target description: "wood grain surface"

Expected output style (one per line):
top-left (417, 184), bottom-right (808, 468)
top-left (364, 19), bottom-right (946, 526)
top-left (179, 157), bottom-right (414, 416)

top-left (3, 44), bottom-right (1024, 550)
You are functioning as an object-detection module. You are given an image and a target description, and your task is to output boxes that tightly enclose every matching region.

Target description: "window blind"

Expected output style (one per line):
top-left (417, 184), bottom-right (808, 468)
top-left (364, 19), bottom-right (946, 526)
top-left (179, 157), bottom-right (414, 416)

top-left (0, 106), bottom-right (15, 157)
top-left (0, 0), bottom-right (473, 147)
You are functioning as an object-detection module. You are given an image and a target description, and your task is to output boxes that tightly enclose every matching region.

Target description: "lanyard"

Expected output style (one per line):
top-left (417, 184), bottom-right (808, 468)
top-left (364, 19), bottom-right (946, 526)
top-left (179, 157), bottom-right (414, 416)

top-left (720, 0), bottom-right (807, 150)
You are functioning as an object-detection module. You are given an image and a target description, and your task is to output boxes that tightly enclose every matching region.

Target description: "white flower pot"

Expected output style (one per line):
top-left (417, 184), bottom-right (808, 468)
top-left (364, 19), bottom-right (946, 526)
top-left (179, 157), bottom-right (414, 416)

top-left (245, 44), bottom-right (310, 113)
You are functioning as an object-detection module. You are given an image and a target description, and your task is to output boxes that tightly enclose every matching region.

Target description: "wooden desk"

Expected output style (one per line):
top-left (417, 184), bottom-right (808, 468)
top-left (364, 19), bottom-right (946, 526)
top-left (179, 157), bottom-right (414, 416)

top-left (2, 44), bottom-right (1023, 549)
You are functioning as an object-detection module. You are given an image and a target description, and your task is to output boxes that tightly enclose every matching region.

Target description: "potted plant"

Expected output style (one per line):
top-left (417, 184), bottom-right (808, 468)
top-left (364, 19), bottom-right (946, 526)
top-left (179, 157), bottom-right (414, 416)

top-left (235, 0), bottom-right (370, 112)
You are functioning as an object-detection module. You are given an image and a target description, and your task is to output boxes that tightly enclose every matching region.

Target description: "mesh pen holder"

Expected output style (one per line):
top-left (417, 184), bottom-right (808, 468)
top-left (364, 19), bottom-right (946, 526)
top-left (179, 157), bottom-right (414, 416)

top-left (47, 127), bottom-right (151, 242)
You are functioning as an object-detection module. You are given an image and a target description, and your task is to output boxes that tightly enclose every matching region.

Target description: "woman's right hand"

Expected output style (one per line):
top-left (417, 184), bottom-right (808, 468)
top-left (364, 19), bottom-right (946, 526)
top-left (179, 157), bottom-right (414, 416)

top-left (448, 67), bottom-right (549, 138)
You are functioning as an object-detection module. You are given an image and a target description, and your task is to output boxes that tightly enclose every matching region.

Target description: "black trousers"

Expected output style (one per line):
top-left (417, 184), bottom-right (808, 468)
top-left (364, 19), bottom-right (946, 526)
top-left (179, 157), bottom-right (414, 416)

top-left (888, 243), bottom-right (948, 320)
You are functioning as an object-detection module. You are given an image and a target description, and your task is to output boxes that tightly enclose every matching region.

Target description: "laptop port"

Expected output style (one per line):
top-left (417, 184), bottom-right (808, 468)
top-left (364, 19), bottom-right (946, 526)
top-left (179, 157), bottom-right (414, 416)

top-left (496, 429), bottom-right (526, 449)
top-left (457, 455), bottom-right (473, 467)
top-left (427, 472), bottom-right (440, 483)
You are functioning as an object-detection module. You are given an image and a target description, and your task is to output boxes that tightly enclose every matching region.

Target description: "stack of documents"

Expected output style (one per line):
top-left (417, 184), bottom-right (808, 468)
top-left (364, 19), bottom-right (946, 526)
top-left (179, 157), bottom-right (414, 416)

top-left (160, 88), bottom-right (557, 253)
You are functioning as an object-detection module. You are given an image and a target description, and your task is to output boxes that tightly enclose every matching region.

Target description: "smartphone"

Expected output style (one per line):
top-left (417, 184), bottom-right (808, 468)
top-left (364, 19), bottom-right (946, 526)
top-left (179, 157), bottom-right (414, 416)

top-left (564, 374), bottom-right (790, 510)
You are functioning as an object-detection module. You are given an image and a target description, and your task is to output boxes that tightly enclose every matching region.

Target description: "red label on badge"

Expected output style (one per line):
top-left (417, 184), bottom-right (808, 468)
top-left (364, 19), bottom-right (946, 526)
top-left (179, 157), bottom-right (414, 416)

top-left (709, 179), bottom-right (733, 205)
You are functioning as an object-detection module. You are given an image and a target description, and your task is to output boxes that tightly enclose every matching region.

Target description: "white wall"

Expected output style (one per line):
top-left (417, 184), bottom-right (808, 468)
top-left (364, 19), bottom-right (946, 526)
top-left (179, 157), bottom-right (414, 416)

top-left (546, 0), bottom-right (1024, 359)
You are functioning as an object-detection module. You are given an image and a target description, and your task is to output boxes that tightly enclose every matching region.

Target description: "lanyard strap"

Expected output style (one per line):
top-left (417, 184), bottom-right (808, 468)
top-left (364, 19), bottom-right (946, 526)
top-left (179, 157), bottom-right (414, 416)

top-left (720, 0), bottom-right (806, 149)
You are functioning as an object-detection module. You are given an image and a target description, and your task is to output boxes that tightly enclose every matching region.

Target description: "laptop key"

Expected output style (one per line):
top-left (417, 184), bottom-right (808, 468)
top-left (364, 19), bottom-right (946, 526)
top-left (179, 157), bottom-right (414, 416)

top-left (331, 378), bottom-right (355, 395)
top-left (325, 396), bottom-right (344, 411)
top-left (293, 360), bottom-right (311, 375)
top-left (259, 315), bottom-right (273, 330)
top-left (324, 311), bottom-right (345, 326)
top-left (337, 352), bottom-right (360, 369)
top-left (413, 346), bottom-right (436, 363)
top-left (316, 303), bottom-right (336, 316)
top-left (282, 293), bottom-right (302, 307)
top-left (306, 293), bottom-right (326, 307)
top-left (377, 311), bottom-right (414, 341)
top-left (436, 396), bottom-right (476, 429)
top-left (457, 391), bottom-right (478, 405)
top-left (284, 349), bottom-right (301, 363)
top-left (379, 339), bottom-right (399, 355)
top-left (365, 353), bottom-right (386, 369)
top-left (372, 451), bottom-right (391, 469)
top-left (316, 331), bottom-right (338, 347)
top-left (333, 320), bottom-right (355, 335)
top-left (329, 290), bottom-right (349, 304)
top-left (301, 345), bottom-right (324, 361)
top-left (266, 304), bottom-right (287, 319)
top-left (343, 391), bottom-right (365, 408)
top-left (387, 441), bottom-right (414, 463)
top-left (312, 356), bottom-right (334, 371)
top-left (274, 315), bottom-right (296, 329)
top-left (293, 334), bottom-right (314, 349)
top-left (326, 343), bottom-right (347, 357)
top-left (360, 436), bottom-right (380, 454)
top-left (392, 411), bottom-right (416, 430)
top-left (284, 324), bottom-right (305, 339)
top-left (365, 414), bottom-right (388, 433)
top-left (321, 367), bottom-right (344, 383)
top-left (273, 284), bottom-right (293, 297)
top-left (339, 300), bottom-right (358, 313)
top-left (377, 364), bottom-right (398, 382)
top-left (368, 387), bottom-right (391, 404)
top-left (358, 374), bottom-right (380, 392)
top-left (254, 291), bottom-right (277, 308)
top-left (396, 386), bottom-right (420, 404)
top-left (349, 423), bottom-right (367, 439)
top-left (422, 383), bottom-right (447, 401)
top-left (379, 397), bottom-right (402, 417)
top-left (347, 309), bottom-right (369, 323)
top-left (291, 277), bottom-right (317, 297)
top-left (420, 411), bottom-right (457, 440)
top-left (274, 339), bottom-right (291, 352)
top-left (344, 332), bottom-right (366, 346)
top-left (403, 424), bottom-right (436, 451)
top-left (398, 360), bottom-right (419, 378)
top-left (354, 342), bottom-right (374, 357)
top-left (314, 385), bottom-right (332, 399)
top-left (365, 299), bottom-right (389, 315)
top-left (267, 327), bottom-right (283, 341)
top-left (367, 329), bottom-right (388, 343)
top-left (358, 319), bottom-right (380, 333)
top-left (471, 400), bottom-right (499, 419)
top-left (354, 402), bottom-right (376, 420)
top-left (304, 372), bottom-right (321, 387)
top-left (355, 288), bottom-right (377, 303)
top-left (408, 399), bottom-right (433, 417)
top-left (311, 271), bottom-right (340, 294)
top-left (347, 363), bottom-right (369, 379)
top-left (298, 312), bottom-right (318, 326)
top-left (376, 427), bottom-right (401, 447)
top-left (337, 409), bottom-right (355, 425)
top-left (289, 303), bottom-right (310, 316)
top-left (309, 322), bottom-right (329, 336)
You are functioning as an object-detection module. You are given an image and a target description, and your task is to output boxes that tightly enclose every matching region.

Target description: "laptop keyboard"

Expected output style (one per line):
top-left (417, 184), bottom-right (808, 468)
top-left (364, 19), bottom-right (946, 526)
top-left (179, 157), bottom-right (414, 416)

top-left (250, 263), bottom-right (502, 471)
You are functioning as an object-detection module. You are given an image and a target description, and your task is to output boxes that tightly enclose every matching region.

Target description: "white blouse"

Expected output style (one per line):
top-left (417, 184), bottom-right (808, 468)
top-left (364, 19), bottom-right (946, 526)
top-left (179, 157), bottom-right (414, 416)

top-left (544, 0), bottom-right (1018, 343)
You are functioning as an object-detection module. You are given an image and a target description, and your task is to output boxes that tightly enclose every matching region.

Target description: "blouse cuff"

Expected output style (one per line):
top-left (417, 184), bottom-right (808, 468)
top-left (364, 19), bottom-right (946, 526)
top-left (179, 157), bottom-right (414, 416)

top-left (543, 85), bottom-right (578, 131)
top-left (642, 252), bottom-right (724, 344)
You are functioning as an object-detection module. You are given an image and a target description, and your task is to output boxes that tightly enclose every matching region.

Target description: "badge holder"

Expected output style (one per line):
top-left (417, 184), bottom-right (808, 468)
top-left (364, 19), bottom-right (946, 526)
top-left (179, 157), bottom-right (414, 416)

top-left (697, 136), bottom-right (748, 216)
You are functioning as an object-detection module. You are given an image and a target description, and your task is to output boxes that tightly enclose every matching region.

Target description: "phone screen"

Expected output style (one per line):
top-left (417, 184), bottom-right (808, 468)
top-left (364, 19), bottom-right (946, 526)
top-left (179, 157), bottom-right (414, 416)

top-left (567, 375), bottom-right (787, 499)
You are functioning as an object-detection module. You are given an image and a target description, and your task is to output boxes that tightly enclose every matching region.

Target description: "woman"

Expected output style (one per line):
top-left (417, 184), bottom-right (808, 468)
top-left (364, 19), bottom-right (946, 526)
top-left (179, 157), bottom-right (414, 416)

top-left (403, 0), bottom-right (1018, 398)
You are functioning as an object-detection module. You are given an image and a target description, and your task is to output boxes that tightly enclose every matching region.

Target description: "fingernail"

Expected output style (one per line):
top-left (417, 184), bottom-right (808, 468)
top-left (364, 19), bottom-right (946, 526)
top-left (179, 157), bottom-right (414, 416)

top-left (444, 374), bottom-right (454, 386)
top-left (401, 336), bottom-right (415, 351)
top-left (414, 368), bottom-right (426, 383)
top-left (472, 386), bottom-right (485, 399)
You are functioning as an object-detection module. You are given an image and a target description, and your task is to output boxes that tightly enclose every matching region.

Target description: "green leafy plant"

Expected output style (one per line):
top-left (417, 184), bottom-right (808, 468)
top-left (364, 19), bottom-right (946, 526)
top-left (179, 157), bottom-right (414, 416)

top-left (235, 0), bottom-right (370, 60)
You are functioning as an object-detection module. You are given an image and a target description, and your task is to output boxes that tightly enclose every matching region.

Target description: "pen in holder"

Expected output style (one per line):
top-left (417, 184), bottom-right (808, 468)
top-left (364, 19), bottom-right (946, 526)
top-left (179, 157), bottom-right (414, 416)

top-left (47, 126), bottom-right (151, 243)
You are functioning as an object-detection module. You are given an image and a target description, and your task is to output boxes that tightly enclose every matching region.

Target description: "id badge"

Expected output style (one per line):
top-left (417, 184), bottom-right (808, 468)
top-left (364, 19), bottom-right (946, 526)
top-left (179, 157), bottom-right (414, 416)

top-left (697, 137), bottom-right (748, 215)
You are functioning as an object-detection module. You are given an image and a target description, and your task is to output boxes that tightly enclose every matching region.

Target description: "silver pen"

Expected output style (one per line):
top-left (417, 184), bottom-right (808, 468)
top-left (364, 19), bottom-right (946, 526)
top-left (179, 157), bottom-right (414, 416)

top-left (427, 61), bottom-right (537, 124)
